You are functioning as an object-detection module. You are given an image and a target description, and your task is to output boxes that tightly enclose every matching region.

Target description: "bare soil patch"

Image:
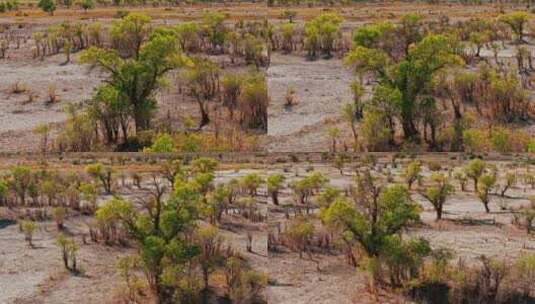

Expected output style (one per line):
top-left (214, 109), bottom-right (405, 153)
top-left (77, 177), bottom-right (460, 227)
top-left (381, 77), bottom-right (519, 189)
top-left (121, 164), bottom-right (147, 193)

top-left (267, 54), bottom-right (352, 152)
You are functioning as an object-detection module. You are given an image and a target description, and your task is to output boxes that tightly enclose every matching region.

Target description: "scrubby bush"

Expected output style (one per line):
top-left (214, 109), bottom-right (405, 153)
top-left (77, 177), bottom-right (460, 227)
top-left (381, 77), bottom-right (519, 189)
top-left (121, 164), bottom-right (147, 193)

top-left (404, 160), bottom-right (422, 190)
top-left (56, 233), bottom-right (79, 272)
top-left (21, 220), bottom-right (37, 247)
top-left (85, 163), bottom-right (114, 194)
top-left (284, 217), bottom-right (314, 258)
top-left (267, 173), bottom-right (285, 205)
top-left (52, 207), bottom-right (67, 230)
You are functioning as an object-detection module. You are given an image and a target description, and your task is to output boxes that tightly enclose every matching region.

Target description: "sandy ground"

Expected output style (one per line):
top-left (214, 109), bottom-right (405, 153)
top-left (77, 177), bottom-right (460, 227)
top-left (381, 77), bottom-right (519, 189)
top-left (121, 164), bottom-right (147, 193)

top-left (0, 52), bottom-right (104, 152)
top-left (411, 187), bottom-right (535, 261)
top-left (0, 217), bottom-right (131, 304)
top-left (266, 54), bottom-right (353, 152)
top-left (266, 252), bottom-right (368, 304)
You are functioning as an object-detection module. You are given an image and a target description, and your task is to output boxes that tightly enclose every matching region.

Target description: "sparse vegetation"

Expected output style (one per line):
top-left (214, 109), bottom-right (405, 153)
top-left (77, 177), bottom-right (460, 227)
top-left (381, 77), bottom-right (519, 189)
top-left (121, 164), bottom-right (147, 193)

top-left (1, 3), bottom-right (535, 304)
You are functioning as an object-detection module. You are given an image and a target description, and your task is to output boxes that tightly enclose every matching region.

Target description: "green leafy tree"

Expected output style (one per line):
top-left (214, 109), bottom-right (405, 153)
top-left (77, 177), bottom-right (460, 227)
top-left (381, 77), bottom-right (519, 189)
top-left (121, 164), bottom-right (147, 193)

top-left (239, 173), bottom-right (264, 196)
top-left (195, 224), bottom-right (224, 290)
top-left (175, 22), bottom-right (201, 53)
top-left (34, 123), bottom-right (51, 154)
top-left (85, 163), bottom-right (113, 194)
top-left (86, 84), bottom-right (130, 144)
top-left (56, 233), bottom-right (80, 272)
top-left (349, 80), bottom-right (365, 120)
top-left (342, 103), bottom-right (358, 150)
top-left (343, 46), bottom-right (389, 81)
top-left (345, 34), bottom-right (462, 142)
top-left (279, 22), bottom-right (296, 54)
top-left (477, 173), bottom-right (497, 213)
top-left (10, 165), bottom-right (32, 205)
top-left (220, 73), bottom-right (244, 120)
top-left (304, 13), bottom-right (343, 59)
top-left (433, 70), bottom-right (476, 151)
top-left (21, 220), bottom-right (37, 247)
top-left (144, 133), bottom-right (176, 153)
top-left (96, 174), bottom-right (203, 302)
top-left (469, 30), bottom-right (491, 57)
top-left (515, 254), bottom-right (535, 296)
top-left (499, 172), bottom-right (516, 197)
top-left (38, 0), bottom-right (56, 15)
top-left (399, 13), bottom-right (423, 55)
top-left (190, 157), bottom-right (218, 174)
top-left (291, 172), bottom-right (327, 211)
top-left (389, 35), bottom-right (462, 140)
top-left (360, 108), bottom-right (392, 151)
top-left (404, 160), bottom-right (422, 190)
top-left (453, 169), bottom-right (468, 192)
top-left (352, 21), bottom-right (396, 53)
top-left (110, 13), bottom-right (152, 58)
top-left (202, 12), bottom-right (227, 53)
top-left (206, 184), bottom-right (229, 224)
top-left (420, 173), bottom-right (454, 220)
top-left (79, 182), bottom-right (98, 211)
top-left (317, 186), bottom-right (342, 209)
top-left (79, 0), bottom-right (93, 11)
top-left (160, 159), bottom-right (184, 188)
top-left (183, 56), bottom-right (219, 128)
top-left (281, 9), bottom-right (297, 23)
top-left (321, 184), bottom-right (421, 257)
top-left (285, 217), bottom-right (314, 258)
top-left (499, 12), bottom-right (529, 43)
top-left (267, 173), bottom-right (285, 206)
top-left (238, 73), bottom-right (268, 131)
top-left (81, 17), bottom-right (189, 133)
top-left (464, 158), bottom-right (486, 192)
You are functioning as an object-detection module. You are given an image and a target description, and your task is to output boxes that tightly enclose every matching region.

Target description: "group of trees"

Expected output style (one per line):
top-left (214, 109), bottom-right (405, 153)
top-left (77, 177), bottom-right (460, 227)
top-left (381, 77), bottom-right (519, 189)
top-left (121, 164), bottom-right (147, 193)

top-left (3, 154), bottom-right (535, 302)
top-left (30, 21), bottom-right (103, 62)
top-left (268, 12), bottom-right (348, 59)
top-left (38, 0), bottom-right (95, 15)
top-left (0, 0), bottom-right (18, 12)
top-left (31, 12), bottom-right (269, 152)
top-left (6, 9), bottom-right (534, 154)
top-left (265, 155), bottom-right (535, 301)
top-left (262, 10), bottom-right (535, 153)
top-left (339, 12), bottom-right (535, 152)
top-left (262, 11), bottom-right (535, 152)
top-left (3, 157), bottom-right (269, 303)
top-left (110, 160), bottom-right (268, 303)
top-left (33, 0), bottom-right (259, 13)
top-left (1, 11), bottom-right (271, 153)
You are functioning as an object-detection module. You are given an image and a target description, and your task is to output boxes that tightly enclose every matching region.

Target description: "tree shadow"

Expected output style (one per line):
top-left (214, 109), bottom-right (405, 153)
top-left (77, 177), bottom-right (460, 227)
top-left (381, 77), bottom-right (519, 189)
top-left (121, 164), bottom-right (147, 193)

top-left (0, 219), bottom-right (16, 229)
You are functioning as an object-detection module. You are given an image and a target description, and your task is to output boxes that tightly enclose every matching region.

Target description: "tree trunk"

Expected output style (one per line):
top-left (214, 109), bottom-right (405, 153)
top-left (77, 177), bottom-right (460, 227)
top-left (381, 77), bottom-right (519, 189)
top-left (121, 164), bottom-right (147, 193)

top-left (198, 99), bottom-right (210, 129)
top-left (402, 118), bottom-right (419, 142)
top-left (271, 192), bottom-right (279, 205)
top-left (436, 205), bottom-right (442, 221)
